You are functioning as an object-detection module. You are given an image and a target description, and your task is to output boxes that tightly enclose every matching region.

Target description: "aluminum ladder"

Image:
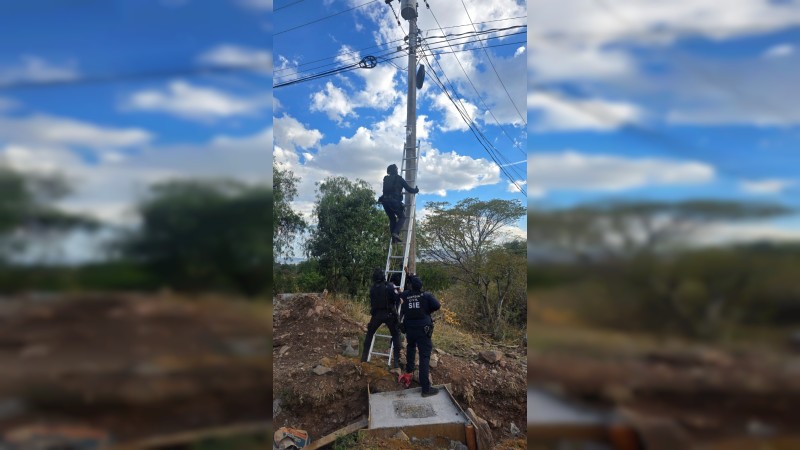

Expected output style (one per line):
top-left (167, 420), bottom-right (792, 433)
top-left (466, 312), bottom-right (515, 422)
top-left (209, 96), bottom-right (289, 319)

top-left (367, 141), bottom-right (420, 368)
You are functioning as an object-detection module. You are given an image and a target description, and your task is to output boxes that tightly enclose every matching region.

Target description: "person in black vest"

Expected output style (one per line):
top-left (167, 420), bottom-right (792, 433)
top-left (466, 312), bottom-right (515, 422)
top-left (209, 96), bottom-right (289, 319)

top-left (400, 275), bottom-right (441, 397)
top-left (378, 164), bottom-right (419, 243)
top-left (361, 268), bottom-right (402, 368)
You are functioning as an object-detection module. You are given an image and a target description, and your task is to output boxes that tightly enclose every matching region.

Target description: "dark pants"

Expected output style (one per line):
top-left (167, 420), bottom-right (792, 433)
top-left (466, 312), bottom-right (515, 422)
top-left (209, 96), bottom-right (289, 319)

top-left (405, 326), bottom-right (433, 392)
top-left (361, 310), bottom-right (402, 368)
top-left (381, 199), bottom-right (405, 236)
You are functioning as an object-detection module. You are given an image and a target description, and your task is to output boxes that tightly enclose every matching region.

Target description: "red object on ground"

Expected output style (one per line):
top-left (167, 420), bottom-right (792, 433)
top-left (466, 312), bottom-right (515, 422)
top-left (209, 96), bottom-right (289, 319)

top-left (398, 373), bottom-right (412, 388)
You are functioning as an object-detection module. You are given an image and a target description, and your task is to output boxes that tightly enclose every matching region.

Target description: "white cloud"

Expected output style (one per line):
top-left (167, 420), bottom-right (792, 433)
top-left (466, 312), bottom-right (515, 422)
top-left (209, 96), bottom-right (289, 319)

top-left (693, 222), bottom-right (800, 246)
top-left (123, 80), bottom-right (270, 121)
top-left (528, 43), bottom-right (637, 82)
top-left (740, 179), bottom-right (795, 195)
top-left (529, 0), bottom-right (800, 48)
top-left (0, 114), bottom-right (152, 149)
top-left (526, 1), bottom-right (800, 127)
top-left (0, 56), bottom-right (79, 87)
top-left (197, 44), bottom-right (272, 73)
top-left (528, 92), bottom-right (643, 131)
top-left (273, 114), bottom-right (323, 150)
top-left (763, 43), bottom-right (794, 59)
top-left (507, 179), bottom-right (526, 193)
top-left (273, 109), bottom-right (503, 220)
top-left (1, 127), bottom-right (272, 225)
top-left (419, 148), bottom-right (500, 195)
top-left (310, 81), bottom-right (356, 123)
top-left (514, 46), bottom-right (526, 58)
top-left (528, 151), bottom-right (715, 195)
top-left (430, 91), bottom-right (479, 132)
top-left (237, 0), bottom-right (271, 11)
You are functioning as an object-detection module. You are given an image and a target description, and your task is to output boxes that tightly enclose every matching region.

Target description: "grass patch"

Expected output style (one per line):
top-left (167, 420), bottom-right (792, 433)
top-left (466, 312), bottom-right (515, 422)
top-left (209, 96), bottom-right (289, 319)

top-left (333, 431), bottom-right (360, 450)
top-left (433, 321), bottom-right (479, 356)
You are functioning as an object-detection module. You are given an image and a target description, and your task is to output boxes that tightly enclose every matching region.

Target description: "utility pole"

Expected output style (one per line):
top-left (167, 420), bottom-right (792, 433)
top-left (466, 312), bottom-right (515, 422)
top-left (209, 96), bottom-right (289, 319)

top-left (401, 0), bottom-right (418, 274)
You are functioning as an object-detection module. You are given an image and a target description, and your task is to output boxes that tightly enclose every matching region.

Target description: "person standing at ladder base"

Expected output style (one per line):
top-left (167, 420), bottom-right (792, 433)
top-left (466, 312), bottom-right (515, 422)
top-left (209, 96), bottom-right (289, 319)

top-left (361, 268), bottom-right (403, 369)
top-left (400, 276), bottom-right (441, 397)
top-left (378, 164), bottom-right (419, 243)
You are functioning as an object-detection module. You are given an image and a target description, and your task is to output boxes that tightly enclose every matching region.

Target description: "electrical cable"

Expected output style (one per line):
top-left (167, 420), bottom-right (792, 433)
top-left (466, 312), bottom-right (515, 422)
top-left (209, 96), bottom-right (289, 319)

top-left (274, 0), bottom-right (379, 36)
top-left (459, 0), bottom-right (526, 125)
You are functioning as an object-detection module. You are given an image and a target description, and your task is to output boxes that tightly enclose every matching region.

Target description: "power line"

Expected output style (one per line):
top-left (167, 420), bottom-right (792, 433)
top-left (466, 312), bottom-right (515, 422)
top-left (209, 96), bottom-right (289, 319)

top-left (459, 0), bottom-right (526, 125)
top-left (274, 56), bottom-right (378, 89)
top-left (423, 59), bottom-right (527, 196)
top-left (274, 0), bottom-right (308, 12)
top-left (274, 0), bottom-right (379, 36)
top-left (422, 1), bottom-right (527, 157)
top-left (272, 24), bottom-right (525, 76)
top-left (416, 35), bottom-right (525, 192)
top-left (274, 33), bottom-right (525, 86)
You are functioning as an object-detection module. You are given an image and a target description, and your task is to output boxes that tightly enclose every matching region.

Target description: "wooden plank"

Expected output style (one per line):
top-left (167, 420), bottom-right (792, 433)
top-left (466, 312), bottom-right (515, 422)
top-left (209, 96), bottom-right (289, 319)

top-left (305, 417), bottom-right (369, 450)
top-left (112, 422), bottom-right (269, 449)
top-left (465, 408), bottom-right (493, 450)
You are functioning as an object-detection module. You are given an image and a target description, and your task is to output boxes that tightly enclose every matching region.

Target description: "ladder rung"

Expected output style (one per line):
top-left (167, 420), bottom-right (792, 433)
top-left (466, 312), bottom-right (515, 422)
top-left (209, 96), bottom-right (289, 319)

top-left (386, 270), bottom-right (403, 273)
top-left (390, 255), bottom-right (404, 259)
top-left (371, 352), bottom-right (391, 357)
top-left (374, 334), bottom-right (392, 338)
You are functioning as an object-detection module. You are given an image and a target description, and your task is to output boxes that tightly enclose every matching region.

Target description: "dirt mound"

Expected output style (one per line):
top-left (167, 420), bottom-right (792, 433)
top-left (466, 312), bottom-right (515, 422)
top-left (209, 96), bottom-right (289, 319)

top-left (0, 293), bottom-right (270, 442)
top-left (273, 294), bottom-right (527, 447)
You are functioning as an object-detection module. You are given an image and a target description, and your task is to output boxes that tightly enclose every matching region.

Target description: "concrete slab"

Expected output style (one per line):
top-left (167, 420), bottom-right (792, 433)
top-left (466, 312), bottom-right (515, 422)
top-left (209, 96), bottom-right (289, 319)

top-left (528, 388), bottom-right (614, 426)
top-left (369, 386), bottom-right (469, 430)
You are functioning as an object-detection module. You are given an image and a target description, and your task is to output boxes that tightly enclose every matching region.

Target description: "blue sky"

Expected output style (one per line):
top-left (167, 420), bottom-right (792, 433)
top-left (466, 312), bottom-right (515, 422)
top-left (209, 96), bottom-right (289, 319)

top-left (0, 0), bottom-right (271, 262)
top-left (528, 0), bottom-right (800, 244)
top-left (272, 0), bottom-right (528, 246)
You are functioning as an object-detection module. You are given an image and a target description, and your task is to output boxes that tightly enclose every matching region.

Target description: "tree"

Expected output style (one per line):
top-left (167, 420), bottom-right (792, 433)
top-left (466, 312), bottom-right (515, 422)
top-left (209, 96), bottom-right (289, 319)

top-left (121, 179), bottom-right (270, 296)
top-left (273, 166), bottom-right (306, 264)
top-left (527, 200), bottom-right (798, 338)
top-left (305, 176), bottom-right (386, 295)
top-left (418, 198), bottom-right (526, 338)
top-left (528, 199), bottom-right (793, 263)
top-left (0, 166), bottom-right (93, 263)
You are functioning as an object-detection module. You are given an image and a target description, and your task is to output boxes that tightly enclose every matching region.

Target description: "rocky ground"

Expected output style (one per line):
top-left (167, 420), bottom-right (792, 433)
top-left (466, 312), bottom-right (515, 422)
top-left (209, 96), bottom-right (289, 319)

top-left (272, 293), bottom-right (527, 449)
top-left (0, 293), bottom-right (270, 447)
top-left (528, 327), bottom-right (800, 449)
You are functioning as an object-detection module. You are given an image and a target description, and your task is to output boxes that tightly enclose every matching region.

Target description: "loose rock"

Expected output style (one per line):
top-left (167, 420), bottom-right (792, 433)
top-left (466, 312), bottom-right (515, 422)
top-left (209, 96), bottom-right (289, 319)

top-left (312, 365), bottom-right (332, 375)
top-left (479, 350), bottom-right (503, 364)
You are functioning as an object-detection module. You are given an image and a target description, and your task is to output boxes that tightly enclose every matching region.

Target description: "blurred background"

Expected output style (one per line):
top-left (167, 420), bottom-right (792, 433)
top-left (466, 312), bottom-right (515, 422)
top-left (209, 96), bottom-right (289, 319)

top-left (527, 1), bottom-right (800, 449)
top-left (0, 1), bottom-right (271, 448)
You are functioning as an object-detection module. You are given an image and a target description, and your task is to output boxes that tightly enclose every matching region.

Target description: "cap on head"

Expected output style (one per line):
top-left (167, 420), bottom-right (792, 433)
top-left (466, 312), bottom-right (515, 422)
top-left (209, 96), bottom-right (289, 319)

top-left (372, 268), bottom-right (385, 283)
top-left (387, 164), bottom-right (398, 175)
top-left (411, 276), bottom-right (423, 291)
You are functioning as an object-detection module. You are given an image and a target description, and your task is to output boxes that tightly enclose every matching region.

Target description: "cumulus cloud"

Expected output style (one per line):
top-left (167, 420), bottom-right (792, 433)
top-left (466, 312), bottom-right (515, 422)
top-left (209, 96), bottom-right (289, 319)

top-left (430, 91), bottom-right (479, 132)
top-left (740, 179), bottom-right (795, 195)
top-left (273, 114), bottom-right (323, 151)
top-left (1, 126), bottom-right (272, 225)
top-left (310, 81), bottom-right (356, 123)
top-left (528, 92), bottom-right (643, 131)
top-left (273, 109), bottom-right (504, 218)
top-left (123, 80), bottom-right (270, 121)
top-left (419, 148), bottom-right (500, 196)
top-left (0, 114), bottom-right (152, 149)
top-left (507, 179), bottom-right (526, 193)
top-left (197, 44), bottom-right (272, 73)
top-left (528, 151), bottom-right (715, 195)
top-left (0, 56), bottom-right (79, 87)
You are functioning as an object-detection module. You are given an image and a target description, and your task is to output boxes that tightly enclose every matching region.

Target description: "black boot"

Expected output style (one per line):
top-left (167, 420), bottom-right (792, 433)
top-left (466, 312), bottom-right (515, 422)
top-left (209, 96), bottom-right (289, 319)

top-left (421, 387), bottom-right (440, 397)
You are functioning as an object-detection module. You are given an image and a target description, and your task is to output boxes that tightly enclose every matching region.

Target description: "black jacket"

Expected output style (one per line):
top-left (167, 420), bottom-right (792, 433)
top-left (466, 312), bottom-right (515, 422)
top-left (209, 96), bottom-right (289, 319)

top-left (382, 174), bottom-right (419, 202)
top-left (369, 282), bottom-right (401, 315)
top-left (400, 289), bottom-right (440, 327)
